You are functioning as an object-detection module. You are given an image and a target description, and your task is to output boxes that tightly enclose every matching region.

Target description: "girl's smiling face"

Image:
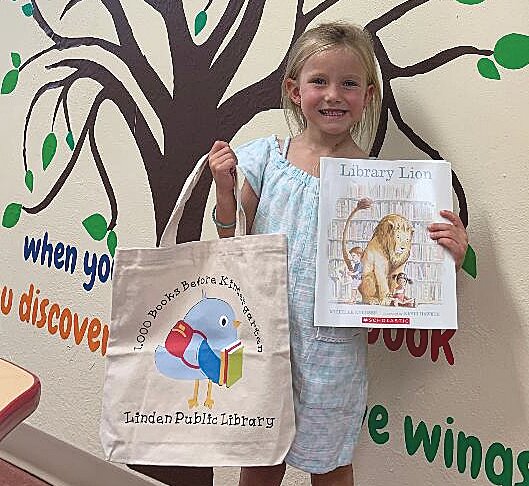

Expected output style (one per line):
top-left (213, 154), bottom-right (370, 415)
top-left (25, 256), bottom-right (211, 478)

top-left (286, 47), bottom-right (374, 137)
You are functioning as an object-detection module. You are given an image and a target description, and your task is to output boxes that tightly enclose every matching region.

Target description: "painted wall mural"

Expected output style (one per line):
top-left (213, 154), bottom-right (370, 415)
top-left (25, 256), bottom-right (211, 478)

top-left (1, 1), bottom-right (529, 485)
top-left (3, 0), bottom-right (527, 246)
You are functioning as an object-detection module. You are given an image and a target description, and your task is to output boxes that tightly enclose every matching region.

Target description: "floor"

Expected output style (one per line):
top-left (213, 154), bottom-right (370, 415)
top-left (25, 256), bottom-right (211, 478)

top-left (0, 459), bottom-right (310, 486)
top-left (0, 459), bottom-right (51, 486)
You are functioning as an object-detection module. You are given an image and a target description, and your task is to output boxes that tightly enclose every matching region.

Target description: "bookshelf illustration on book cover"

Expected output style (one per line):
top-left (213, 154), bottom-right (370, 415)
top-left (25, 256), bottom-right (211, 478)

top-left (315, 158), bottom-right (457, 329)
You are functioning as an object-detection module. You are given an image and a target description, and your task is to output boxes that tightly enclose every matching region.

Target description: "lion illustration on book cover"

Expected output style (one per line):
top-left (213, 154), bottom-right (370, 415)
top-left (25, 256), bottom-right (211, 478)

top-left (342, 198), bottom-right (414, 305)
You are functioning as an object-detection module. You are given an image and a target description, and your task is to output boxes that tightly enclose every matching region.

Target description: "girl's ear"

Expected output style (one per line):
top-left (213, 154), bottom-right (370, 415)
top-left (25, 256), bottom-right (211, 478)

top-left (364, 84), bottom-right (375, 107)
top-left (285, 78), bottom-right (301, 105)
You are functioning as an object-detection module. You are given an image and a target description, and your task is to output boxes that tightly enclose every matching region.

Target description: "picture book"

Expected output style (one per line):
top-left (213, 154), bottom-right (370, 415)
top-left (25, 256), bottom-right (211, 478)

top-left (315, 158), bottom-right (457, 329)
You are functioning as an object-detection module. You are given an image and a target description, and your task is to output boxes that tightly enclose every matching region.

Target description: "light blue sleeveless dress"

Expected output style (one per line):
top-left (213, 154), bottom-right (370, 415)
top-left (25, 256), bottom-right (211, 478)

top-left (235, 135), bottom-right (368, 474)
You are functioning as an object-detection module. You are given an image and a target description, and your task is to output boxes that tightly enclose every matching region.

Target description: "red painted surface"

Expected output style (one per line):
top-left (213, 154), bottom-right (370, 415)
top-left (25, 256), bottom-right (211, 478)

top-left (0, 359), bottom-right (41, 441)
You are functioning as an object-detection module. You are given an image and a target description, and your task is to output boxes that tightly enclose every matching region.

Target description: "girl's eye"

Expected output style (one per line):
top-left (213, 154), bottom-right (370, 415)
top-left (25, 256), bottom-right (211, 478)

top-left (311, 78), bottom-right (325, 85)
top-left (344, 80), bottom-right (359, 88)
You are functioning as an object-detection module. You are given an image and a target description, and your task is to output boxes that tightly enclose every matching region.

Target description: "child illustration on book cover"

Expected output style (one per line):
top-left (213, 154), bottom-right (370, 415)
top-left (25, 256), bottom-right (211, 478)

top-left (339, 246), bottom-right (363, 303)
top-left (389, 272), bottom-right (416, 307)
top-left (154, 295), bottom-right (243, 409)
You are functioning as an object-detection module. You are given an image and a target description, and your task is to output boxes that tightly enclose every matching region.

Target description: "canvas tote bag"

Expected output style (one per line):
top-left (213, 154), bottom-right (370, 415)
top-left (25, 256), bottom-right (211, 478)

top-left (100, 155), bottom-right (295, 466)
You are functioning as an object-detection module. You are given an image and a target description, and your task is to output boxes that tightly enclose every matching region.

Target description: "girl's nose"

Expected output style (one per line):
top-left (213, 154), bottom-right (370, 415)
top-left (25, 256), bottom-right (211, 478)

top-left (324, 86), bottom-right (340, 102)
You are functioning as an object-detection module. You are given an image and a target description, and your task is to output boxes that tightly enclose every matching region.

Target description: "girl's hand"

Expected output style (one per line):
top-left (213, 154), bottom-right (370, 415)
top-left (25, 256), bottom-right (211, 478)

top-left (428, 210), bottom-right (468, 271)
top-left (209, 140), bottom-right (237, 194)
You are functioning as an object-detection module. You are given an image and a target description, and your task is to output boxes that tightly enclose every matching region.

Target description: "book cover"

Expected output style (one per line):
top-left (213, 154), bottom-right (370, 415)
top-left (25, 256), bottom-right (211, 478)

top-left (219, 340), bottom-right (243, 387)
top-left (315, 158), bottom-right (457, 329)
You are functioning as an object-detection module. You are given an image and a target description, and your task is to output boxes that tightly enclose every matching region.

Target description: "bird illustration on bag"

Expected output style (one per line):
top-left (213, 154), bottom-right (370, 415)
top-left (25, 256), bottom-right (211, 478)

top-left (155, 295), bottom-right (243, 409)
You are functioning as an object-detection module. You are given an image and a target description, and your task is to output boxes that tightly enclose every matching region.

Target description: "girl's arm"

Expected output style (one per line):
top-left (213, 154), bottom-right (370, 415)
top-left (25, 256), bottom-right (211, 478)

top-left (428, 210), bottom-right (468, 271)
top-left (209, 141), bottom-right (259, 238)
top-left (241, 180), bottom-right (259, 234)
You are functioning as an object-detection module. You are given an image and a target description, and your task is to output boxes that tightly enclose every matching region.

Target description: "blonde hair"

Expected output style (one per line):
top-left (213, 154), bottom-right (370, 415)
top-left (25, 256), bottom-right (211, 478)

top-left (281, 22), bottom-right (382, 153)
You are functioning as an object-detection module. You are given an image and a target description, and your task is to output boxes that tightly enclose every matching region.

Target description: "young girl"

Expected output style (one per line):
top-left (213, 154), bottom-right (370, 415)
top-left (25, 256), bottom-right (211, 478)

top-left (208, 22), bottom-right (468, 486)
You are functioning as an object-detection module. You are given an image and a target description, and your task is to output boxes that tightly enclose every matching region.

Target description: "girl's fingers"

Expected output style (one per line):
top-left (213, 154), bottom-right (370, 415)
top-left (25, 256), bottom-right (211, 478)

top-left (430, 229), bottom-right (467, 246)
top-left (426, 210), bottom-right (468, 269)
top-left (429, 230), bottom-right (454, 240)
top-left (429, 224), bottom-right (466, 238)
top-left (432, 234), bottom-right (466, 252)
top-left (440, 210), bottom-right (464, 228)
top-left (210, 140), bottom-right (229, 155)
top-left (436, 237), bottom-right (464, 260)
top-left (428, 223), bottom-right (455, 232)
top-left (210, 150), bottom-right (234, 166)
top-left (210, 150), bottom-right (236, 166)
top-left (211, 151), bottom-right (235, 164)
top-left (211, 158), bottom-right (237, 176)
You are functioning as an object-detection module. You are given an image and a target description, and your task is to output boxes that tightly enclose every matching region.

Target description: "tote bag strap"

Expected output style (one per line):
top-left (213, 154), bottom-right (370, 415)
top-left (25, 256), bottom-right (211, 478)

top-left (159, 154), bottom-right (246, 247)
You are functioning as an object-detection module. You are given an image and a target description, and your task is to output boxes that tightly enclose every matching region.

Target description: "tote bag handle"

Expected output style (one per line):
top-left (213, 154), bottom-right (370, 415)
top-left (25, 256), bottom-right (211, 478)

top-left (159, 154), bottom-right (246, 247)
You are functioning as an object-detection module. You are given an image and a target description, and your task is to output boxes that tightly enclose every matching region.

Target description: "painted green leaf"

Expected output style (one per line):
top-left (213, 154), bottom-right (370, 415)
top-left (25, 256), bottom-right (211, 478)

top-left (11, 52), bottom-right (21, 69)
top-left (25, 170), bottom-right (34, 192)
top-left (494, 33), bottom-right (529, 70)
top-left (1, 70), bottom-right (19, 95)
top-left (107, 230), bottom-right (117, 257)
top-left (66, 131), bottom-right (75, 151)
top-left (82, 213), bottom-right (108, 241)
top-left (461, 244), bottom-right (477, 278)
top-left (455, 0), bottom-right (485, 4)
top-left (194, 11), bottom-right (207, 36)
top-left (2, 203), bottom-right (22, 228)
top-left (42, 132), bottom-right (57, 170)
top-left (477, 58), bottom-right (500, 80)
top-left (21, 3), bottom-right (34, 16)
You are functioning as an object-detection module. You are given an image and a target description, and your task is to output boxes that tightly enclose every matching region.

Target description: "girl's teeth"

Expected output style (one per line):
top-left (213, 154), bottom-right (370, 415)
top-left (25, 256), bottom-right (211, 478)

top-left (321, 110), bottom-right (344, 116)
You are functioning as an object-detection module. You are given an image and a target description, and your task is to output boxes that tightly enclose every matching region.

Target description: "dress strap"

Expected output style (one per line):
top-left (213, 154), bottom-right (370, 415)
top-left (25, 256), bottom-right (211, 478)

top-left (282, 136), bottom-right (291, 158)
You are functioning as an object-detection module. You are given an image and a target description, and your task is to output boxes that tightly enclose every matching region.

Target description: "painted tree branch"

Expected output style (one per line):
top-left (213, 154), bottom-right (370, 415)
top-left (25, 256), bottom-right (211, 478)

top-left (206, 0), bottom-right (246, 60)
top-left (29, 0), bottom-right (172, 122)
top-left (60, 0), bottom-right (143, 57)
top-left (370, 83), bottom-right (389, 157)
top-left (395, 46), bottom-right (494, 78)
top-left (46, 58), bottom-right (170, 238)
top-left (152, 0), bottom-right (190, 46)
top-left (217, 68), bottom-right (283, 135)
top-left (100, 0), bottom-right (139, 49)
top-left (89, 122), bottom-right (118, 230)
top-left (47, 58), bottom-right (162, 161)
top-left (142, 0), bottom-right (192, 96)
top-left (51, 78), bottom-right (76, 131)
top-left (23, 89), bottom-right (106, 215)
top-left (366, 0), bottom-right (430, 34)
top-left (63, 89), bottom-right (73, 134)
top-left (60, 0), bottom-right (83, 20)
top-left (303, 0), bottom-right (342, 25)
top-left (22, 75), bottom-right (78, 172)
top-left (19, 36), bottom-right (121, 73)
top-left (211, 0), bottom-right (267, 97)
top-left (20, 55), bottom-right (161, 226)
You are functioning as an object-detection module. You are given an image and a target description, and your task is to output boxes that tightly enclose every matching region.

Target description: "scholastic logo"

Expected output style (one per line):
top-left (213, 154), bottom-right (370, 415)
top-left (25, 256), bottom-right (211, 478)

top-left (362, 317), bottom-right (410, 325)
